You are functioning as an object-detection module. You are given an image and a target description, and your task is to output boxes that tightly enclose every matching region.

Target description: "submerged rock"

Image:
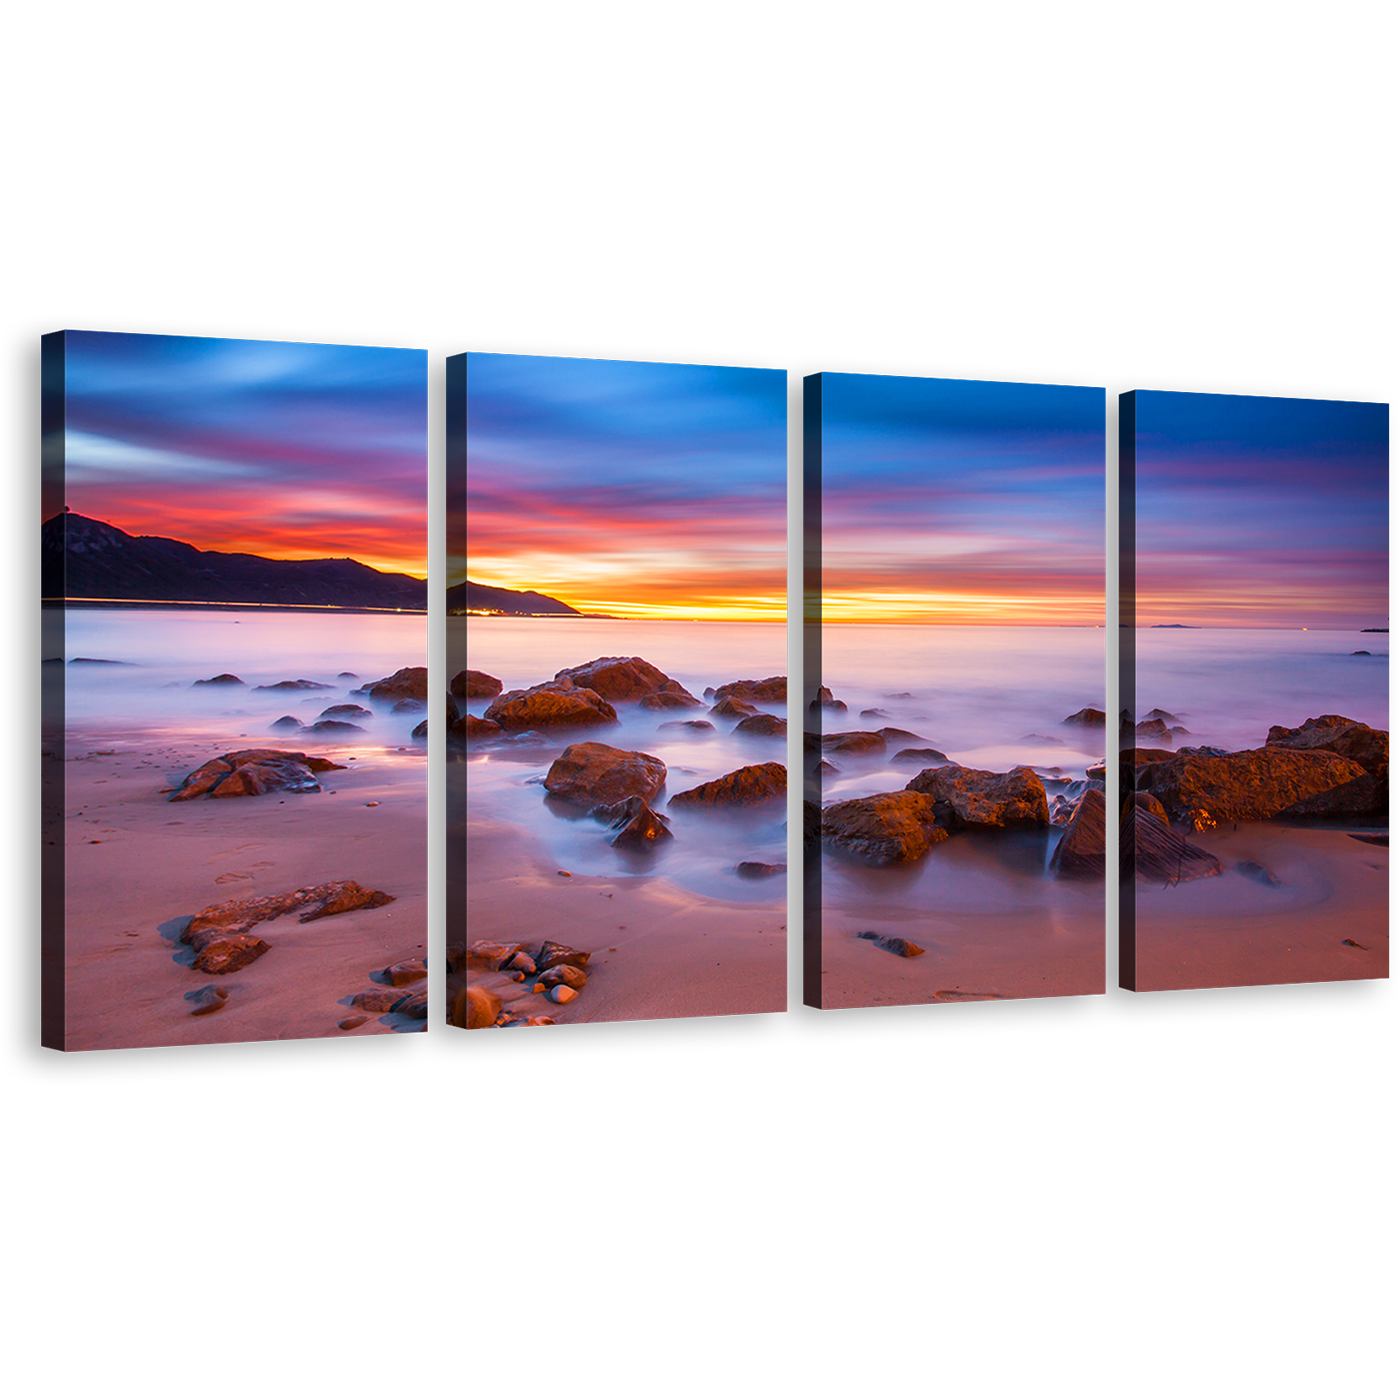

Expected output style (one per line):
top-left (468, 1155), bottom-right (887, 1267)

top-left (1135, 718), bottom-right (1175, 746)
top-left (710, 696), bottom-right (760, 720)
top-left (300, 719), bottom-right (365, 736)
top-left (736, 861), bottom-right (786, 879)
top-left (594, 794), bottom-right (674, 849)
top-left (820, 731), bottom-right (887, 756)
top-left (194, 673), bottom-right (245, 687)
top-left (893, 746), bottom-right (950, 766)
top-left (268, 715), bottom-right (303, 732)
top-left (252, 679), bottom-right (334, 693)
top-left (1063, 707), bottom-right (1106, 727)
top-left (659, 719), bottom-right (715, 733)
top-left (1236, 859), bottom-right (1283, 887)
top-left (734, 714), bottom-right (786, 738)
top-left (320, 703), bottom-right (373, 720)
top-left (544, 742), bottom-right (667, 806)
top-left (812, 686), bottom-right (847, 713)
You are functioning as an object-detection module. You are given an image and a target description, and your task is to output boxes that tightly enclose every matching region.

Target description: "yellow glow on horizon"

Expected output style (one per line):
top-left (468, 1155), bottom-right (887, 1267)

top-left (816, 589), bottom-right (1104, 626)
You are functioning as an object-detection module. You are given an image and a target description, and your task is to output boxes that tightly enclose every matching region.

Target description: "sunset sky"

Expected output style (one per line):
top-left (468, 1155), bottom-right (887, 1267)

top-left (58, 331), bottom-right (426, 576)
top-left (818, 373), bottom-right (1105, 624)
top-left (1132, 390), bottom-right (1388, 629)
top-left (460, 353), bottom-right (786, 620)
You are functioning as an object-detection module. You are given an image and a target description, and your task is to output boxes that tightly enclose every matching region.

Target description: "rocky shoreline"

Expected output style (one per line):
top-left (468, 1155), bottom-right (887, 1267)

top-left (456, 654), bottom-right (789, 1027)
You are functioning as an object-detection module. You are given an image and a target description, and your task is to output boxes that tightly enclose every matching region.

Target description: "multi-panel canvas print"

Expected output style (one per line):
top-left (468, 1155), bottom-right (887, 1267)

top-left (448, 353), bottom-right (788, 1029)
top-left (42, 332), bottom-right (428, 1050)
top-left (804, 373), bottom-right (1107, 1009)
top-left (1120, 390), bottom-right (1389, 992)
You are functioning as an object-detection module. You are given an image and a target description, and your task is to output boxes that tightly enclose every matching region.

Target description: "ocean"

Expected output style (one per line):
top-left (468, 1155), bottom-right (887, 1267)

top-left (1131, 628), bottom-right (1388, 752)
top-left (462, 616), bottom-right (789, 901)
top-left (57, 607), bottom-right (428, 754)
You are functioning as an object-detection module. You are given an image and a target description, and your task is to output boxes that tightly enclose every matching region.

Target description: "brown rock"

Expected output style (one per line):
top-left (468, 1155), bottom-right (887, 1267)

top-left (355, 666), bottom-right (429, 704)
top-left (713, 677), bottom-right (787, 704)
top-left (554, 656), bottom-right (693, 702)
top-left (193, 673), bottom-right (245, 687)
top-left (1049, 788), bottom-right (1106, 879)
top-left (813, 686), bottom-right (847, 712)
top-left (337, 1015), bottom-right (369, 1031)
top-left (540, 964), bottom-right (588, 991)
top-left (544, 742), bottom-right (667, 806)
top-left (390, 990), bottom-right (428, 1019)
top-left (1135, 718), bottom-right (1175, 745)
top-left (548, 985), bottom-right (579, 1005)
top-left (1122, 806), bottom-right (1223, 883)
top-left (535, 941), bottom-right (590, 971)
top-left (187, 985), bottom-right (230, 1016)
top-left (300, 719), bottom-right (365, 736)
top-left (460, 714), bottom-right (503, 741)
top-left (710, 696), bottom-right (760, 719)
top-left (186, 933), bottom-right (272, 975)
top-left (736, 861), bottom-right (786, 879)
top-left (734, 714), bottom-right (786, 738)
top-left (452, 985), bottom-right (503, 1028)
top-left (1127, 791), bottom-right (1169, 823)
top-left (820, 731), bottom-right (887, 757)
top-left (1277, 770), bottom-right (1387, 819)
top-left (1265, 715), bottom-right (1389, 774)
top-left (459, 669), bottom-right (502, 698)
top-left (467, 940), bottom-right (520, 966)
top-left (1138, 746), bottom-right (1369, 823)
top-left (170, 748), bottom-right (345, 802)
top-left (659, 719), bottom-right (715, 733)
top-left (350, 987), bottom-right (405, 1013)
top-left (821, 791), bottom-right (949, 865)
top-left (382, 958), bottom-right (427, 987)
top-left (320, 703), bottom-right (373, 721)
top-left (638, 690), bottom-right (703, 710)
top-left (669, 762), bottom-right (786, 808)
top-left (251, 679), bottom-right (334, 693)
top-left (905, 764), bottom-right (1048, 829)
top-left (594, 794), bottom-right (674, 849)
top-left (182, 881), bottom-right (394, 959)
top-left (1063, 707), bottom-right (1106, 727)
top-left (856, 931), bottom-right (925, 957)
top-left (893, 747), bottom-right (950, 766)
top-left (484, 678), bottom-right (619, 730)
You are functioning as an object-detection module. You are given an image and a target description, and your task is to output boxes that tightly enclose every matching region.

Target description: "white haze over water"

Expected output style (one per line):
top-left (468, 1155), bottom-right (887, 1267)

top-left (1132, 629), bottom-right (1388, 752)
top-left (464, 617), bottom-right (788, 901)
top-left (58, 608), bottom-right (429, 758)
top-left (820, 624), bottom-right (1108, 793)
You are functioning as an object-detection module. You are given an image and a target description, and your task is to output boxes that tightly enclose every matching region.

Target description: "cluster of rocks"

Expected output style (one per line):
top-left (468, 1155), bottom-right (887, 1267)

top-left (449, 656), bottom-right (787, 865)
top-left (170, 748), bottom-right (345, 801)
top-left (447, 938), bottom-right (592, 1028)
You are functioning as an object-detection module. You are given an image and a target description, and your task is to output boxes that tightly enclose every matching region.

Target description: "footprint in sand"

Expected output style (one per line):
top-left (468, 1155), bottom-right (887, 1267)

top-left (214, 871), bottom-right (253, 884)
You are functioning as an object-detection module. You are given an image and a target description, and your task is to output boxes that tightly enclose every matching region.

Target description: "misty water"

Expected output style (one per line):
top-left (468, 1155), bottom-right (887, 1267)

top-left (816, 624), bottom-right (1107, 925)
top-left (463, 617), bottom-right (789, 901)
top-left (56, 608), bottom-right (429, 763)
top-left (1132, 628), bottom-right (1388, 752)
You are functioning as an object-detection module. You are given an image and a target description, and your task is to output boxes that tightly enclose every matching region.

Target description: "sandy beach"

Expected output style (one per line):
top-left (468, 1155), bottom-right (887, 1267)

top-left (55, 726), bottom-right (427, 1051)
top-left (453, 815), bottom-right (786, 1025)
top-left (1128, 823), bottom-right (1388, 992)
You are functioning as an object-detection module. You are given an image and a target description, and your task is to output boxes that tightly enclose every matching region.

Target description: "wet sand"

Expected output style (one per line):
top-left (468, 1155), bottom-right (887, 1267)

top-left (55, 730), bottom-right (427, 1051)
top-left (1129, 824), bottom-right (1389, 992)
top-left (458, 816), bottom-right (786, 1025)
top-left (814, 834), bottom-right (1106, 1008)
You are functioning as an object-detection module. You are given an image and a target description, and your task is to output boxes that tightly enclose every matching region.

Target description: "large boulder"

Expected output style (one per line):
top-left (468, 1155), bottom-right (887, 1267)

top-left (1277, 770), bottom-right (1387, 820)
top-left (484, 678), bottom-right (618, 730)
top-left (1049, 788), bottom-right (1105, 879)
top-left (171, 749), bottom-right (345, 802)
top-left (553, 656), bottom-right (693, 702)
top-left (669, 762), bottom-right (786, 808)
top-left (544, 742), bottom-right (666, 807)
top-left (1137, 746), bottom-right (1368, 823)
top-left (1265, 715), bottom-right (1388, 774)
top-left (821, 792), bottom-right (949, 865)
top-left (905, 764), bottom-right (1048, 829)
top-left (458, 669), bottom-right (502, 699)
top-left (713, 677), bottom-right (787, 704)
top-left (1122, 806), bottom-right (1222, 883)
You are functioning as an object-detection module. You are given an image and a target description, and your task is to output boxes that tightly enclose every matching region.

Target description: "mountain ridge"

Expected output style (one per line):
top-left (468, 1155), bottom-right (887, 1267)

top-left (43, 511), bottom-right (428, 610)
top-left (447, 578), bottom-right (580, 616)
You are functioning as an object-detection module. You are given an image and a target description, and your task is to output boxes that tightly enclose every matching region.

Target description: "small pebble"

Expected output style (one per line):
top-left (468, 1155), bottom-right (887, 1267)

top-left (337, 1015), bottom-right (369, 1031)
top-left (549, 985), bottom-right (579, 1005)
top-left (557, 870), bottom-right (572, 877)
top-left (365, 801), bottom-right (380, 807)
